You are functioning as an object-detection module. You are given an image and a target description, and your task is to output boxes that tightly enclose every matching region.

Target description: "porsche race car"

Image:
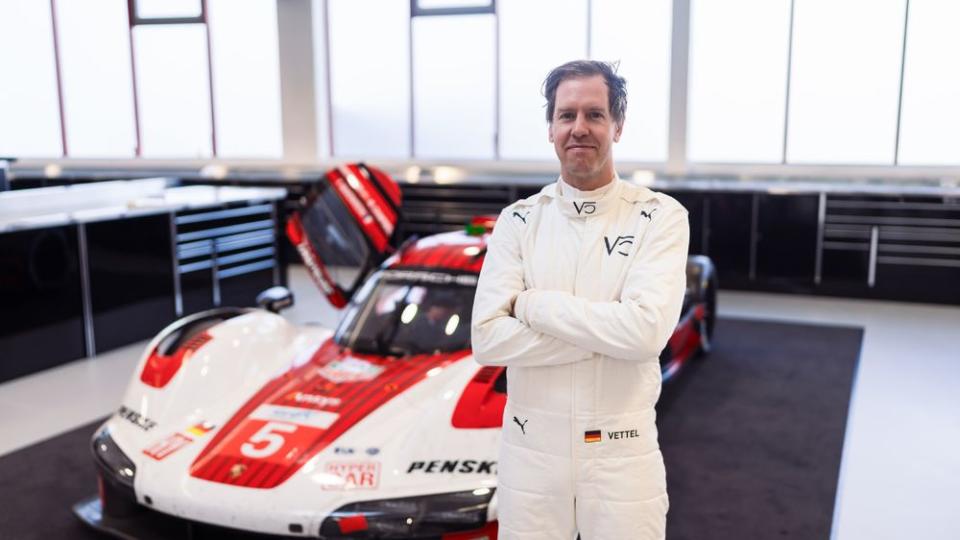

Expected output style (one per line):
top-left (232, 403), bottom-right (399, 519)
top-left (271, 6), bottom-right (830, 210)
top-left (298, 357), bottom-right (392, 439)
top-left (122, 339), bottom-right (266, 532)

top-left (74, 163), bottom-right (717, 539)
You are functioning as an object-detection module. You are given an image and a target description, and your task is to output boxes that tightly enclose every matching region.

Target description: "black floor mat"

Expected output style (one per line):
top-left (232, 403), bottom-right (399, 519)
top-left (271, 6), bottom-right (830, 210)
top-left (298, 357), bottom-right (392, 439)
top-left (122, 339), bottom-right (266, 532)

top-left (658, 317), bottom-right (862, 540)
top-left (0, 317), bottom-right (862, 539)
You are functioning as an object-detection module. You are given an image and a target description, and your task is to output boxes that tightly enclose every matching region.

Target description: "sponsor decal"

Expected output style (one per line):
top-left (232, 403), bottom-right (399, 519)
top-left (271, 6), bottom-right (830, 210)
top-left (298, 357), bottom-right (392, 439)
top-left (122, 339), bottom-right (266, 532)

top-left (574, 201), bottom-right (597, 215)
top-left (186, 421), bottom-right (216, 437)
top-left (603, 235), bottom-right (635, 257)
top-left (317, 357), bottom-right (385, 383)
top-left (640, 208), bottom-right (657, 221)
top-left (286, 391), bottom-right (342, 408)
top-left (143, 433), bottom-right (192, 461)
top-left (143, 421), bottom-right (216, 461)
top-left (365, 447), bottom-right (380, 456)
top-left (295, 242), bottom-right (334, 295)
top-left (229, 463), bottom-right (247, 479)
top-left (607, 429), bottom-right (640, 440)
top-left (117, 405), bottom-right (158, 431)
top-left (584, 430), bottom-right (601, 443)
top-left (512, 416), bottom-right (528, 435)
top-left (406, 460), bottom-right (497, 474)
top-left (380, 269), bottom-right (478, 287)
top-left (323, 461), bottom-right (380, 490)
top-left (334, 447), bottom-right (355, 455)
top-left (512, 210), bottom-right (529, 224)
top-left (250, 404), bottom-right (339, 429)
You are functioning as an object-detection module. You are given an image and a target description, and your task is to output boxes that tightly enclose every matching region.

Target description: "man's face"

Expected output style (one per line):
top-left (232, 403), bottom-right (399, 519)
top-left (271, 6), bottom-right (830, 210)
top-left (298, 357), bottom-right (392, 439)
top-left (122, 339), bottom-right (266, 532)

top-left (548, 74), bottom-right (622, 189)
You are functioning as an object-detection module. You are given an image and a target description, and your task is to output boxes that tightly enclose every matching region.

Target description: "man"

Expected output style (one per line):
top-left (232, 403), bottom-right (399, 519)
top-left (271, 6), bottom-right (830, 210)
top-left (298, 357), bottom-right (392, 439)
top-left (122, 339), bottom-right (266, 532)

top-left (471, 60), bottom-right (689, 539)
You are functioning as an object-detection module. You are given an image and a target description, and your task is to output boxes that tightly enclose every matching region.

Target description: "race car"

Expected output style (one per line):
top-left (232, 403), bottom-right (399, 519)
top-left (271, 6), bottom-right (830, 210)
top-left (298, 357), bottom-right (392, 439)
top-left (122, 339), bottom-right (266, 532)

top-left (74, 163), bottom-right (717, 539)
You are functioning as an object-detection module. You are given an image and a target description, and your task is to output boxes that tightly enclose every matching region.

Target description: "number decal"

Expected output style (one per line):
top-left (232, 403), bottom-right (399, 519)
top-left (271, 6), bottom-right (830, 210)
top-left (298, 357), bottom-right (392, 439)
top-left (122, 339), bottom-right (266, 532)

top-left (240, 421), bottom-right (297, 458)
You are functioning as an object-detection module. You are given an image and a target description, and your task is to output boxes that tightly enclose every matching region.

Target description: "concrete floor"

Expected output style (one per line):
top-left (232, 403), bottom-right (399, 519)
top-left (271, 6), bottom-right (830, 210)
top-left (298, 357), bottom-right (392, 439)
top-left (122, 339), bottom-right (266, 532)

top-left (1, 266), bottom-right (958, 540)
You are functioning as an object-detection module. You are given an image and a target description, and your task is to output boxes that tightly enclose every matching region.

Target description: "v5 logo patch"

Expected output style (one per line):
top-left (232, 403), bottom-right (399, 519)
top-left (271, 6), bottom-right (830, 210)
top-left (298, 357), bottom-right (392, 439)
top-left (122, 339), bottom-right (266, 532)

top-left (573, 201), bottom-right (597, 215)
top-left (604, 235), bottom-right (635, 256)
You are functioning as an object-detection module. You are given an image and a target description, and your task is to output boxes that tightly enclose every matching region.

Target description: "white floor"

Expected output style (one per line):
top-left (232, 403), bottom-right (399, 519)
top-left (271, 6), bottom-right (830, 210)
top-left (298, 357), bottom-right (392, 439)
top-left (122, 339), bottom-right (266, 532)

top-left (1, 267), bottom-right (958, 540)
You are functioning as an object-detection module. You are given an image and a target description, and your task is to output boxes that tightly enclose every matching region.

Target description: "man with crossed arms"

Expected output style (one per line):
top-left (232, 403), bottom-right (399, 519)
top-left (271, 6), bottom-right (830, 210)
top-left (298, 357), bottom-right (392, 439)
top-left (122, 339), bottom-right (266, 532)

top-left (471, 60), bottom-right (689, 539)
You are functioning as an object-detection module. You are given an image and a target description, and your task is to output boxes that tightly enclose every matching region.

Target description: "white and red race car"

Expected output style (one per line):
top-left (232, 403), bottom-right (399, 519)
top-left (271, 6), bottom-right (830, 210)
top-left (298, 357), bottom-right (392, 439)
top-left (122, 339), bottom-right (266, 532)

top-left (75, 164), bottom-right (717, 539)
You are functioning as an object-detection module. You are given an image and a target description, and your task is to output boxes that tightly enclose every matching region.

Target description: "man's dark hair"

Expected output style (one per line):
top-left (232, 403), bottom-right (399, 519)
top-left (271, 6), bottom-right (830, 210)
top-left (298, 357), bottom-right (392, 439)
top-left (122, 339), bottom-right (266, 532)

top-left (543, 60), bottom-right (627, 126)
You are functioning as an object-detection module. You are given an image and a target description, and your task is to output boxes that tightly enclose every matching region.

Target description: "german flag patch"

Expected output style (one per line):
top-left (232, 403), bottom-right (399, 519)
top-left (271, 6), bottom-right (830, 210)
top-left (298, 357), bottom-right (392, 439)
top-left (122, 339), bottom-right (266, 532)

top-left (584, 430), bottom-right (601, 443)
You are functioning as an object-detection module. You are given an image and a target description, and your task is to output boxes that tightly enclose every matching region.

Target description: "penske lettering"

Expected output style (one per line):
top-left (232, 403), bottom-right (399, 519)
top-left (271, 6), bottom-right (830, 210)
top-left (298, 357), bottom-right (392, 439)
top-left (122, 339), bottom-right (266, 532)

top-left (407, 460), bottom-right (496, 474)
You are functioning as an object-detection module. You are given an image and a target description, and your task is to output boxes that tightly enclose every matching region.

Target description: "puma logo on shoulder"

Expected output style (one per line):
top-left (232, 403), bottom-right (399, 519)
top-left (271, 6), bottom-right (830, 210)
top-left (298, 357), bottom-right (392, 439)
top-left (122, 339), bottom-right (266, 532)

top-left (513, 416), bottom-right (528, 435)
top-left (512, 211), bottom-right (528, 224)
top-left (640, 208), bottom-right (657, 221)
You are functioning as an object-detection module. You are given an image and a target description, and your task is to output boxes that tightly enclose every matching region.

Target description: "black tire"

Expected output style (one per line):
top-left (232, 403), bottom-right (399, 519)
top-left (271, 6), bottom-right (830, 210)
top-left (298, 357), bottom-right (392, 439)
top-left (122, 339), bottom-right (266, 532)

top-left (699, 272), bottom-right (718, 355)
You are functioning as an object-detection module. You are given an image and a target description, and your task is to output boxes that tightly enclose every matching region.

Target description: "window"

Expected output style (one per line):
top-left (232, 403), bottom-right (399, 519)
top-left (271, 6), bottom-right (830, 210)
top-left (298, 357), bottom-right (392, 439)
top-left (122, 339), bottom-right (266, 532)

top-left (55, 0), bottom-right (137, 157)
top-left (134, 0), bottom-right (202, 20)
top-left (207, 0), bottom-right (283, 158)
top-left (897, 0), bottom-right (960, 165)
top-left (688, 0), bottom-right (791, 163)
top-left (786, 0), bottom-right (906, 164)
top-left (133, 24), bottom-right (213, 158)
top-left (328, 0), bottom-right (410, 158)
top-left (591, 0), bottom-right (672, 162)
top-left (499, 0), bottom-right (587, 160)
top-left (0, 0), bottom-right (62, 157)
top-left (413, 14), bottom-right (496, 159)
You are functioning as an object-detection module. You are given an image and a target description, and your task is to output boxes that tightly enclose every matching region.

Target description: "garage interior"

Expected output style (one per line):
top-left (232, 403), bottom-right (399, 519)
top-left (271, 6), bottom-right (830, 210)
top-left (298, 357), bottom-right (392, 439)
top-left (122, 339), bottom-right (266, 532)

top-left (1, 1), bottom-right (959, 539)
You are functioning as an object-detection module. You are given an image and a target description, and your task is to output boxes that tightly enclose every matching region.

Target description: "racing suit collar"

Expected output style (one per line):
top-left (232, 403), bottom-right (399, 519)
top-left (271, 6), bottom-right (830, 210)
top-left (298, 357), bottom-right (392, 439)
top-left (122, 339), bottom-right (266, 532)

top-left (552, 175), bottom-right (622, 218)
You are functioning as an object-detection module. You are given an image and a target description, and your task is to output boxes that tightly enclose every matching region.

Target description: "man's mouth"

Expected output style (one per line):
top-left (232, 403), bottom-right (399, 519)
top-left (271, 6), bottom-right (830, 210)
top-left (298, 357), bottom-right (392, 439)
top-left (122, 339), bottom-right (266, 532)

top-left (566, 145), bottom-right (595, 150)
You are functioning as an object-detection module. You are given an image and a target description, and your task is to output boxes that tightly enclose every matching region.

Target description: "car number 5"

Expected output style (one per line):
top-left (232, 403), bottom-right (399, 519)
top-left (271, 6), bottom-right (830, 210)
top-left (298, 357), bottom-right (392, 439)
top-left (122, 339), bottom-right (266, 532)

top-left (241, 422), bottom-right (297, 458)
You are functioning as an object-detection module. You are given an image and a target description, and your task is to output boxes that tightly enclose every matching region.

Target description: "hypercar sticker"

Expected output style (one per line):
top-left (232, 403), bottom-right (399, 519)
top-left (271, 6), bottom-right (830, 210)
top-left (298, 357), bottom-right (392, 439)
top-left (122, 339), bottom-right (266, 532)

top-left (322, 461), bottom-right (380, 490)
top-left (189, 339), bottom-right (469, 489)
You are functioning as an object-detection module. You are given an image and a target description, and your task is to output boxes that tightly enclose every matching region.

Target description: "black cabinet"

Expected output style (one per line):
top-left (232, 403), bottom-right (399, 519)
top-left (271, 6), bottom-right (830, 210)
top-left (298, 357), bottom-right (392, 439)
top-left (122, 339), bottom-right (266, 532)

top-left (704, 193), bottom-right (755, 289)
top-left (86, 214), bottom-right (176, 353)
top-left (175, 203), bottom-right (280, 316)
top-left (664, 191), bottom-right (705, 255)
top-left (756, 193), bottom-right (820, 291)
top-left (0, 226), bottom-right (86, 382)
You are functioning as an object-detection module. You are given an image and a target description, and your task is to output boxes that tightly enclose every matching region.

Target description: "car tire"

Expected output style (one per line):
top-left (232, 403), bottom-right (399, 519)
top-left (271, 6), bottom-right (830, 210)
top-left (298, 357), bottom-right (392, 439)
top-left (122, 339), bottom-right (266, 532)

top-left (699, 272), bottom-right (718, 356)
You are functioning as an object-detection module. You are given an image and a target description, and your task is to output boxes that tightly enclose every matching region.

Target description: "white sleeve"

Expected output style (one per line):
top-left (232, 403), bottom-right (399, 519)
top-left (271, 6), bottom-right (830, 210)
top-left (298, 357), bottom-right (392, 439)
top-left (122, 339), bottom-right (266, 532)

top-left (515, 202), bottom-right (690, 362)
top-left (471, 207), bottom-right (594, 368)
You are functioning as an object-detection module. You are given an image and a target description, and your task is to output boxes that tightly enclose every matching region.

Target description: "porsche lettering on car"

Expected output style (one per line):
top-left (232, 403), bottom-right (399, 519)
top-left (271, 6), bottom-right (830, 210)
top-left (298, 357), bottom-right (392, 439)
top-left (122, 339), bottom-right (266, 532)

top-left (74, 163), bottom-right (717, 539)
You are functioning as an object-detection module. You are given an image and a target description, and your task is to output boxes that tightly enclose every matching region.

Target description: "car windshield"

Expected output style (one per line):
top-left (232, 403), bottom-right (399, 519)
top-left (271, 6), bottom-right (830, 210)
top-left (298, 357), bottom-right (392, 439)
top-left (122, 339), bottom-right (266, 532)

top-left (334, 269), bottom-right (478, 356)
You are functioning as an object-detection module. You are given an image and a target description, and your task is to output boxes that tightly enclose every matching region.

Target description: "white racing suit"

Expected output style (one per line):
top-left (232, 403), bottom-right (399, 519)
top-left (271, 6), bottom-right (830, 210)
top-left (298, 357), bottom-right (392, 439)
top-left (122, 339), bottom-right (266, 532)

top-left (471, 177), bottom-right (689, 540)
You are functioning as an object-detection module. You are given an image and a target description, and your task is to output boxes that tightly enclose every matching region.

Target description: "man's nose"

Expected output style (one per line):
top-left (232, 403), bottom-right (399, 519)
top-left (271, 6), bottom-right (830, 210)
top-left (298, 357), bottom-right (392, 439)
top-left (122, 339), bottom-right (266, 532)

top-left (571, 114), bottom-right (588, 136)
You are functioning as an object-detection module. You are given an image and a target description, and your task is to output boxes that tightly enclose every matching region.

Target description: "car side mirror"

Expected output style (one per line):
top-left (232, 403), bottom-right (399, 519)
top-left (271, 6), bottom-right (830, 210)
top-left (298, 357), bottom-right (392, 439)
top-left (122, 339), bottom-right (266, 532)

top-left (256, 286), bottom-right (294, 313)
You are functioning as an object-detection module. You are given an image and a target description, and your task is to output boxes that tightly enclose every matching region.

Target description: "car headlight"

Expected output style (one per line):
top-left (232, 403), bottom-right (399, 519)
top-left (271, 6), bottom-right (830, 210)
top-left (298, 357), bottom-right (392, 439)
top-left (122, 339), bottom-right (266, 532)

top-left (319, 488), bottom-right (494, 539)
top-left (92, 427), bottom-right (136, 490)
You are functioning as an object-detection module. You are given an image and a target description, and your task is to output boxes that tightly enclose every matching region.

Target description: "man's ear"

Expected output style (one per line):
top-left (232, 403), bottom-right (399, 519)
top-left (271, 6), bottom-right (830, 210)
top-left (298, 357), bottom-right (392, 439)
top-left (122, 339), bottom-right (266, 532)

top-left (613, 121), bottom-right (623, 142)
top-left (548, 123), bottom-right (554, 143)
